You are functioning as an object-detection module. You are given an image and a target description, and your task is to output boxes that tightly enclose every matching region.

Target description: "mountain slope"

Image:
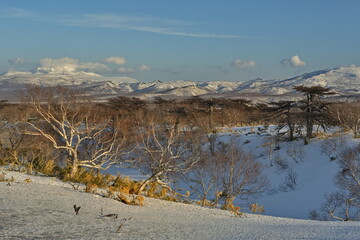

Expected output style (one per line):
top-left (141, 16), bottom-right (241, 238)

top-left (1, 66), bottom-right (360, 101)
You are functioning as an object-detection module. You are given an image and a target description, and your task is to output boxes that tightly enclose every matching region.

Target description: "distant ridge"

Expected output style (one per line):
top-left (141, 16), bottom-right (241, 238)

top-left (1, 66), bottom-right (360, 102)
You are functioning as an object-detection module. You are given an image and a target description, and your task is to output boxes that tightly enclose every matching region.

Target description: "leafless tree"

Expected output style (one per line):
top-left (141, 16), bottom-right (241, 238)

top-left (332, 101), bottom-right (360, 138)
top-left (22, 86), bottom-right (129, 178)
top-left (134, 119), bottom-right (204, 194)
top-left (214, 138), bottom-right (268, 208)
top-left (320, 191), bottom-right (359, 221)
top-left (317, 144), bottom-right (360, 221)
top-left (335, 144), bottom-right (360, 201)
top-left (183, 151), bottom-right (219, 206)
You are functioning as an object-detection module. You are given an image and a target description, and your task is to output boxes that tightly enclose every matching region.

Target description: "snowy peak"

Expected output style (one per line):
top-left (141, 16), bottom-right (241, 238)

top-left (1, 66), bottom-right (360, 101)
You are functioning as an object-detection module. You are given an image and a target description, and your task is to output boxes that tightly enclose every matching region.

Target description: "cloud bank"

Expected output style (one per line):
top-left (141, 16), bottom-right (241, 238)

top-left (20, 57), bottom-right (151, 75)
top-left (281, 55), bottom-right (307, 67)
top-left (37, 58), bottom-right (110, 73)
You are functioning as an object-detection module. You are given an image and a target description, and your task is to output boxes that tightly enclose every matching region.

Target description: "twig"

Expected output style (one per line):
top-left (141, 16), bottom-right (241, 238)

top-left (116, 224), bottom-right (124, 233)
top-left (69, 182), bottom-right (80, 191)
top-left (102, 214), bottom-right (118, 219)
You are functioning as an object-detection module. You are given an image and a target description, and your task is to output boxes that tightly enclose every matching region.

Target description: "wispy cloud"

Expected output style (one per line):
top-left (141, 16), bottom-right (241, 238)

top-left (0, 9), bottom-right (243, 38)
top-left (117, 67), bottom-right (135, 74)
top-left (138, 65), bottom-right (151, 71)
top-left (0, 8), bottom-right (34, 18)
top-left (59, 13), bottom-right (242, 39)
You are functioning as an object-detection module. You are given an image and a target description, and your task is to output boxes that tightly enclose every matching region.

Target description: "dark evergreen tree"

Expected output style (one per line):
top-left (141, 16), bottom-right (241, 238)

top-left (293, 86), bottom-right (335, 144)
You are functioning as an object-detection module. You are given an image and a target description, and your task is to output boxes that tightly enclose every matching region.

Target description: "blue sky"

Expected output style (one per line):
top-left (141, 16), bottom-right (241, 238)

top-left (0, 0), bottom-right (359, 82)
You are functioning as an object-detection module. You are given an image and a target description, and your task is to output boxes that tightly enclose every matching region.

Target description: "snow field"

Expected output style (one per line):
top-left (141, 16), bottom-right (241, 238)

top-left (2, 168), bottom-right (360, 239)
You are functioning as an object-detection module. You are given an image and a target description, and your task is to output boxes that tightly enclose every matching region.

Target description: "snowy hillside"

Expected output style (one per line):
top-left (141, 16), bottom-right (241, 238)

top-left (2, 170), bottom-right (360, 239)
top-left (210, 127), bottom-right (359, 220)
top-left (1, 65), bottom-right (360, 101)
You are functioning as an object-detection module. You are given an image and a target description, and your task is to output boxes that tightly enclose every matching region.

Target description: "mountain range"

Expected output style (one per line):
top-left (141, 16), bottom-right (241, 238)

top-left (1, 65), bottom-right (360, 102)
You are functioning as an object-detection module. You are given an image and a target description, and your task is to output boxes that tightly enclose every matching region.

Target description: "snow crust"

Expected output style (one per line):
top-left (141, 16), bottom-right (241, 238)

top-left (2, 170), bottom-right (360, 239)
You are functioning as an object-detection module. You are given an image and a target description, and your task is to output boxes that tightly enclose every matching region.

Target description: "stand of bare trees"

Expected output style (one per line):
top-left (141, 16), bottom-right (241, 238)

top-left (331, 101), bottom-right (360, 138)
top-left (184, 137), bottom-right (268, 208)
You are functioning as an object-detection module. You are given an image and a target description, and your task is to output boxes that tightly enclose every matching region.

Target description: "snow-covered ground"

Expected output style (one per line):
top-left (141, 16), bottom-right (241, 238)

top-left (2, 170), bottom-right (360, 240)
top-left (214, 127), bottom-right (358, 219)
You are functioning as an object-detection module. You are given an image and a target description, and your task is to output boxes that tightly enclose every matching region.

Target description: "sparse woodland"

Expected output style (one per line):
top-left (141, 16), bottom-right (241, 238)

top-left (1, 85), bottom-right (360, 219)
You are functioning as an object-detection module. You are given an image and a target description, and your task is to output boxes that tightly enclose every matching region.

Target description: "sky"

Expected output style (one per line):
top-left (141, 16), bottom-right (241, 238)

top-left (0, 0), bottom-right (359, 82)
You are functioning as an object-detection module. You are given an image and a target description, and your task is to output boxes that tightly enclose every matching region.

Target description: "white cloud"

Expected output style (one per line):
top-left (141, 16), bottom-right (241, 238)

top-left (38, 57), bottom-right (110, 73)
top-left (117, 67), bottom-right (135, 74)
top-left (138, 65), bottom-right (151, 71)
top-left (104, 56), bottom-right (126, 65)
top-left (39, 58), bottom-right (78, 72)
top-left (281, 55), bottom-right (307, 67)
top-left (231, 59), bottom-right (256, 69)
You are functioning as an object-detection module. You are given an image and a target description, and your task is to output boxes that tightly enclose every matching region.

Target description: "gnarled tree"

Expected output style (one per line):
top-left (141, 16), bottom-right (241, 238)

top-left (22, 86), bottom-right (129, 178)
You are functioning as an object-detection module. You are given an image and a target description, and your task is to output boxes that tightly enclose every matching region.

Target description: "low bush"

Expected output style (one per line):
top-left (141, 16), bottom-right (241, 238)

top-left (250, 203), bottom-right (265, 214)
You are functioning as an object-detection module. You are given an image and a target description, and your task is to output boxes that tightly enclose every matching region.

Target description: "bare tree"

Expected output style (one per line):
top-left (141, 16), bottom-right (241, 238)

top-left (22, 86), bottom-right (129, 178)
top-left (134, 120), bottom-right (204, 194)
top-left (317, 143), bottom-right (360, 221)
top-left (332, 101), bottom-right (360, 138)
top-left (214, 138), bottom-right (268, 208)
top-left (335, 144), bottom-right (360, 200)
top-left (183, 151), bottom-right (219, 206)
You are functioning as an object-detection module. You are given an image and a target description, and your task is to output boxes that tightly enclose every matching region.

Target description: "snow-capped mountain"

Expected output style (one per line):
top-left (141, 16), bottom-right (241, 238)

top-left (1, 66), bottom-right (360, 102)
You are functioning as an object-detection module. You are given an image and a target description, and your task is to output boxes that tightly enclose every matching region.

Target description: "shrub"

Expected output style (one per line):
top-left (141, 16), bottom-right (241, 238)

top-left (85, 183), bottom-right (98, 194)
top-left (250, 203), bottom-right (265, 214)
top-left (280, 169), bottom-right (298, 192)
top-left (273, 154), bottom-right (289, 170)
top-left (24, 178), bottom-right (32, 183)
top-left (61, 169), bottom-right (113, 188)
top-left (0, 171), bottom-right (14, 182)
top-left (320, 134), bottom-right (347, 161)
top-left (117, 193), bottom-right (145, 206)
top-left (285, 142), bottom-right (304, 163)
